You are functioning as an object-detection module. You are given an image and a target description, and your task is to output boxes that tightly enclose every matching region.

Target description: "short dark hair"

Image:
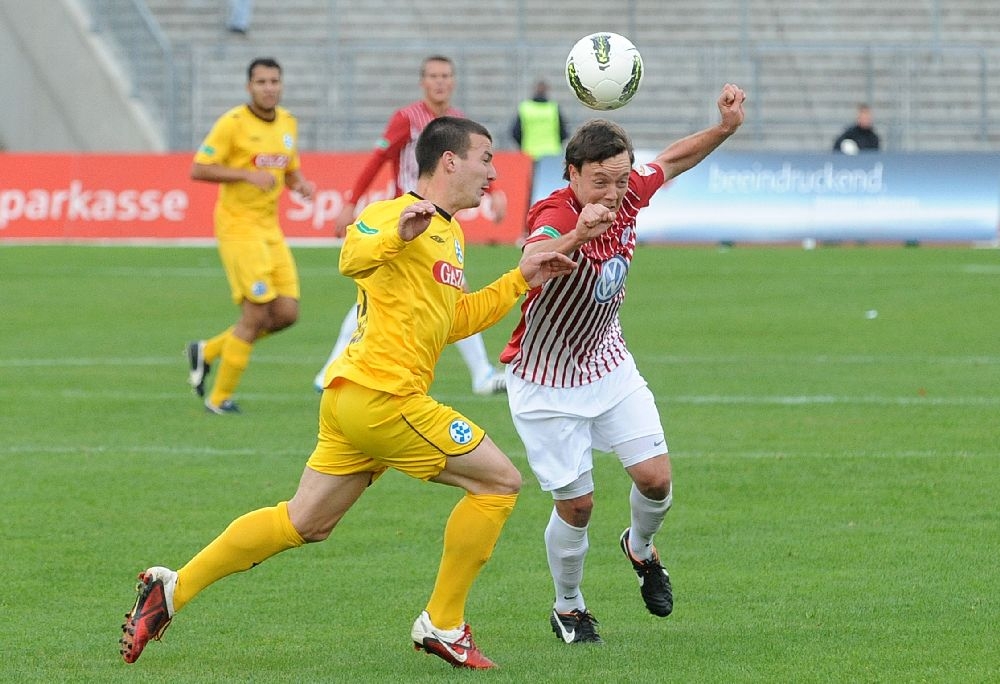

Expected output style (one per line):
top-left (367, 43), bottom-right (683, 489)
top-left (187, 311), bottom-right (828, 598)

top-left (563, 119), bottom-right (634, 181)
top-left (420, 55), bottom-right (453, 77)
top-left (416, 117), bottom-right (492, 177)
top-left (248, 57), bottom-right (281, 81)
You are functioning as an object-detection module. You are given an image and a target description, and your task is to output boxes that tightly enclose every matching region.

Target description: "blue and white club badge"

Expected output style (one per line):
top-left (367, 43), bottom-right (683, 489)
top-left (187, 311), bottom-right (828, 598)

top-left (252, 280), bottom-right (268, 297)
top-left (449, 419), bottom-right (473, 445)
top-left (593, 254), bottom-right (629, 303)
top-left (620, 226), bottom-right (633, 245)
top-left (454, 239), bottom-right (464, 265)
top-left (283, 133), bottom-right (294, 150)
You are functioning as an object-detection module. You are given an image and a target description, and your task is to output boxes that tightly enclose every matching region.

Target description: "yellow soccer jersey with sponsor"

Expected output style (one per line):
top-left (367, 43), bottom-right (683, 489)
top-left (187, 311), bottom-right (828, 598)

top-left (193, 104), bottom-right (300, 241)
top-left (330, 193), bottom-right (530, 396)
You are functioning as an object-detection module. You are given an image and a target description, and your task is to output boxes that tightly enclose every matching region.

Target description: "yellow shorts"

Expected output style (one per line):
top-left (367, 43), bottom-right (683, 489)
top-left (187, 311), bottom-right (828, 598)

top-left (307, 378), bottom-right (486, 481)
top-left (217, 238), bottom-right (299, 305)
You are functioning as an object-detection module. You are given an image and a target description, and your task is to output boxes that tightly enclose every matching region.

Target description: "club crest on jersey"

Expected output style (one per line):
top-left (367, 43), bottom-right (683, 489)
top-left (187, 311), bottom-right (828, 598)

top-left (454, 239), bottom-right (464, 264)
top-left (594, 255), bottom-right (628, 303)
top-left (433, 261), bottom-right (465, 290)
top-left (620, 226), bottom-right (633, 245)
top-left (252, 280), bottom-right (268, 297)
top-left (283, 133), bottom-right (294, 150)
top-left (449, 419), bottom-right (474, 445)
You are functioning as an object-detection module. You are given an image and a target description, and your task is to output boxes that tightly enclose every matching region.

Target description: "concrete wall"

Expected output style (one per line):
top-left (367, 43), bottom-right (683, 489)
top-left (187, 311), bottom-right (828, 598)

top-left (0, 0), bottom-right (163, 151)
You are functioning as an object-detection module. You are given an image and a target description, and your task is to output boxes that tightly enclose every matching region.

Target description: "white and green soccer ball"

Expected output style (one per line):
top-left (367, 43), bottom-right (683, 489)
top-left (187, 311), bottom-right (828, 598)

top-left (565, 32), bottom-right (644, 111)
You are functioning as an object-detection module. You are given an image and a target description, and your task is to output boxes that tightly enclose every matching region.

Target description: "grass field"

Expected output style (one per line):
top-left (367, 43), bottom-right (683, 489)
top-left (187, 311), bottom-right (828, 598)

top-left (1, 243), bottom-right (997, 683)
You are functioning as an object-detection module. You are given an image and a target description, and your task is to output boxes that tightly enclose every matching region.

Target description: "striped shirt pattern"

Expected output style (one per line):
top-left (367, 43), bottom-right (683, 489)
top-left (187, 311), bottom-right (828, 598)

top-left (350, 101), bottom-right (464, 202)
top-left (501, 164), bottom-right (665, 387)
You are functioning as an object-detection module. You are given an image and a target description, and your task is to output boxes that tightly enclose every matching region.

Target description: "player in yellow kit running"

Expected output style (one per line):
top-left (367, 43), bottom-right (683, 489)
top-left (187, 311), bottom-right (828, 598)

top-left (187, 57), bottom-right (315, 414)
top-left (120, 117), bottom-right (578, 670)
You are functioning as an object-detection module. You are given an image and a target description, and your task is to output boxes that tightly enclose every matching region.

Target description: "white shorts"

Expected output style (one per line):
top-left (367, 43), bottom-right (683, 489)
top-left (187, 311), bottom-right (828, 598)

top-left (506, 355), bottom-right (667, 493)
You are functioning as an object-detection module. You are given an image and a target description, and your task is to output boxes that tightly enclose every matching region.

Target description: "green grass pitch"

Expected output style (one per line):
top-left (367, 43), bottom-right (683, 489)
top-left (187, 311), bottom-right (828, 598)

top-left (0, 243), bottom-right (997, 682)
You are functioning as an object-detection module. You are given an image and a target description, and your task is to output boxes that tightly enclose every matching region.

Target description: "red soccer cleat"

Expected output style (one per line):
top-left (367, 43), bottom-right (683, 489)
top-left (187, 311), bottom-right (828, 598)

top-left (120, 567), bottom-right (176, 663)
top-left (411, 610), bottom-right (497, 669)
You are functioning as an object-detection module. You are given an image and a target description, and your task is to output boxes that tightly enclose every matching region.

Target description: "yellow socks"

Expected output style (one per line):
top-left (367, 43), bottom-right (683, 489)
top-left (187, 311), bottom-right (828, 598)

top-left (208, 333), bottom-right (252, 407)
top-left (173, 501), bottom-right (304, 611)
top-left (425, 493), bottom-right (517, 630)
top-left (203, 327), bottom-right (233, 365)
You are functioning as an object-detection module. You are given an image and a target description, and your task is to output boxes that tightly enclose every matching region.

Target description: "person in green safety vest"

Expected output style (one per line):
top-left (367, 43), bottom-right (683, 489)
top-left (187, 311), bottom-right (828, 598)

top-left (512, 80), bottom-right (568, 160)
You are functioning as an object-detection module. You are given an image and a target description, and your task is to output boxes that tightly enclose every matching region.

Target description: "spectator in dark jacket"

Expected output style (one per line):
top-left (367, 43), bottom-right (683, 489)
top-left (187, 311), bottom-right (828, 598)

top-left (833, 104), bottom-right (880, 154)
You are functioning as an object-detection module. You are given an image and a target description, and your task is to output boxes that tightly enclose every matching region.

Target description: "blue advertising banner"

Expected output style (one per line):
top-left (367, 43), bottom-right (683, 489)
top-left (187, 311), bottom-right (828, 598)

top-left (530, 152), bottom-right (1000, 243)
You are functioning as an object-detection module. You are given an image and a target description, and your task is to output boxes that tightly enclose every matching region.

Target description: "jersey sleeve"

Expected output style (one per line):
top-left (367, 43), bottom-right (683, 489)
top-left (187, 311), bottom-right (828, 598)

top-left (338, 209), bottom-right (409, 279)
top-left (286, 113), bottom-right (301, 173)
top-left (347, 110), bottom-right (412, 202)
top-left (193, 113), bottom-right (235, 165)
top-left (631, 163), bottom-right (666, 204)
top-left (523, 202), bottom-right (574, 245)
top-left (448, 268), bottom-right (530, 343)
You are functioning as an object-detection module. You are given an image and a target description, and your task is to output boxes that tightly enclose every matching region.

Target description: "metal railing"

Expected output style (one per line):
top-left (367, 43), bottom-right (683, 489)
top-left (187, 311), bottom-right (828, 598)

top-left (79, 0), bottom-right (1000, 153)
top-left (80, 0), bottom-right (181, 149)
top-left (182, 41), bottom-right (1000, 154)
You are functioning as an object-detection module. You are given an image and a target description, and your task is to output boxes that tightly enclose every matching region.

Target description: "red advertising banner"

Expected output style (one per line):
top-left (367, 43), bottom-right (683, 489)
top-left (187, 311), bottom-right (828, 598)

top-left (0, 151), bottom-right (533, 245)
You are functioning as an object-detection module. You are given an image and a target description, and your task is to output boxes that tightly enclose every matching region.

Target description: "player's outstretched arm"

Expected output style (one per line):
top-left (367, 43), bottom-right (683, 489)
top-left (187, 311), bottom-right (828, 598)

top-left (446, 251), bottom-right (578, 342)
top-left (653, 83), bottom-right (746, 181)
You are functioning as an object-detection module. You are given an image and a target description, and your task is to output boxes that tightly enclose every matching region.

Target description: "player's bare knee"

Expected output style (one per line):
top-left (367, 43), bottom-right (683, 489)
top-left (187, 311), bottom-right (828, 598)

top-left (268, 315), bottom-right (297, 333)
top-left (292, 516), bottom-right (337, 543)
top-left (554, 494), bottom-right (593, 527)
top-left (490, 463), bottom-right (522, 495)
top-left (270, 308), bottom-right (299, 332)
top-left (638, 475), bottom-right (672, 501)
top-left (267, 298), bottom-right (299, 332)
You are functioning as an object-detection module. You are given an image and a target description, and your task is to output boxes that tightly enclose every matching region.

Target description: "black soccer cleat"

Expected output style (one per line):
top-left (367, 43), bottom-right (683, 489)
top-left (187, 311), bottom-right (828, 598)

top-left (620, 528), bottom-right (673, 617)
top-left (550, 608), bottom-right (603, 644)
top-left (186, 340), bottom-right (210, 397)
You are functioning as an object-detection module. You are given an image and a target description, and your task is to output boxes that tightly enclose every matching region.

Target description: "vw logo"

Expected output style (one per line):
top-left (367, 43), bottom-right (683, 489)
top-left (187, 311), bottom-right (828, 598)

top-left (593, 255), bottom-right (628, 303)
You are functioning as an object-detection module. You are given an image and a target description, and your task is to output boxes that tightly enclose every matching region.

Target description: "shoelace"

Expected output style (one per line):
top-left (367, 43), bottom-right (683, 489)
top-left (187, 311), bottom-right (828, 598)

top-left (455, 624), bottom-right (475, 648)
top-left (572, 610), bottom-right (600, 636)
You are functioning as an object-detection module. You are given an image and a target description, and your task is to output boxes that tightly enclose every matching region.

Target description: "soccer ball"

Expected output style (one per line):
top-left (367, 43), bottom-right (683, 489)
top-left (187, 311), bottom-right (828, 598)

top-left (565, 32), bottom-right (644, 111)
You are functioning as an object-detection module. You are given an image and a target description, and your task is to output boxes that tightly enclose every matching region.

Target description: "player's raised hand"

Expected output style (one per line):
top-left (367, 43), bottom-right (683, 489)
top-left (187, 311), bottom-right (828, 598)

top-left (518, 251), bottom-right (578, 288)
top-left (574, 202), bottom-right (616, 242)
top-left (397, 200), bottom-right (437, 241)
top-left (718, 83), bottom-right (746, 133)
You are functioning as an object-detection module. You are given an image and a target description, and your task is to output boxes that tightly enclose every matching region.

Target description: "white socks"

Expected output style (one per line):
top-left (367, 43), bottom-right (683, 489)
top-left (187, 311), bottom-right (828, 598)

top-left (545, 508), bottom-right (589, 613)
top-left (627, 483), bottom-right (672, 560)
top-left (454, 334), bottom-right (495, 388)
top-left (314, 305), bottom-right (359, 389)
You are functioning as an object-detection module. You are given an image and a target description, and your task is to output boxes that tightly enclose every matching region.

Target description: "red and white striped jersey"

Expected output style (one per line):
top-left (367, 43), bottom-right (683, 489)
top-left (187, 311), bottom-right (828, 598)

top-left (500, 163), bottom-right (665, 387)
top-left (347, 101), bottom-right (464, 202)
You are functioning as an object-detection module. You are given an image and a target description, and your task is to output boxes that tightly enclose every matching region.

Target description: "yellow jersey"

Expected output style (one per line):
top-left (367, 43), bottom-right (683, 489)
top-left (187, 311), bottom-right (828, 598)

top-left (330, 193), bottom-right (529, 396)
top-left (193, 104), bottom-right (301, 241)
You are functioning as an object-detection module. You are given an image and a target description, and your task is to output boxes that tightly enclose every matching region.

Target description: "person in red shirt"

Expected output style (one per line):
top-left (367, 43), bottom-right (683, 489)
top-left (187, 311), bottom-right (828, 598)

top-left (503, 84), bottom-right (746, 644)
top-left (313, 55), bottom-right (508, 395)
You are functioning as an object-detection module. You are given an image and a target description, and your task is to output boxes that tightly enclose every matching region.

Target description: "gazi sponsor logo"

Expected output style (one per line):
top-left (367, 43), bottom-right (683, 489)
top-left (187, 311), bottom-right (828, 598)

top-left (432, 261), bottom-right (465, 290)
